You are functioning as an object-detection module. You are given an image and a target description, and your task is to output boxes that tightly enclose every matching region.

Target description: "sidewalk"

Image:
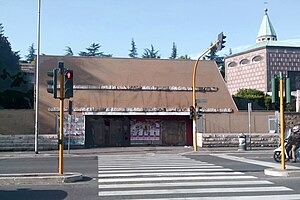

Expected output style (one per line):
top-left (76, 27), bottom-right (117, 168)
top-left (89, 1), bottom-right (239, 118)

top-left (0, 146), bottom-right (275, 158)
top-left (0, 172), bottom-right (83, 186)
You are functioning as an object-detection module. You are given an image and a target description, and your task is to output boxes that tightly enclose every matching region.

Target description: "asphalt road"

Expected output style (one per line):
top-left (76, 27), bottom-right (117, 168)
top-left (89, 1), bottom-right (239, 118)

top-left (1, 148), bottom-right (300, 200)
top-left (0, 156), bottom-right (98, 200)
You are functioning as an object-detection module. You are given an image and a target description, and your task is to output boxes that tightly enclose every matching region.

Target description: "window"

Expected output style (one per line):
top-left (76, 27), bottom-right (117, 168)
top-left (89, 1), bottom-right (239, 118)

top-left (252, 55), bottom-right (263, 62)
top-left (228, 62), bottom-right (237, 68)
top-left (240, 59), bottom-right (249, 65)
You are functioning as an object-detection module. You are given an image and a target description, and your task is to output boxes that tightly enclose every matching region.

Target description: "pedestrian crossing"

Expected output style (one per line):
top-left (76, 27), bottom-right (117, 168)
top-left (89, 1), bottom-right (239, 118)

top-left (98, 153), bottom-right (300, 199)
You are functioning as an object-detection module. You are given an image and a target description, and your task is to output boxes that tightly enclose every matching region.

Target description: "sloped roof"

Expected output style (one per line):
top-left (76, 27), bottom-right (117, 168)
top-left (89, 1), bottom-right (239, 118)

top-left (38, 56), bottom-right (237, 132)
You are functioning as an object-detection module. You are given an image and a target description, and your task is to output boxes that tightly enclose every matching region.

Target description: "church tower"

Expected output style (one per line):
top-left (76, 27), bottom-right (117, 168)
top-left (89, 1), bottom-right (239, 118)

top-left (256, 9), bottom-right (277, 43)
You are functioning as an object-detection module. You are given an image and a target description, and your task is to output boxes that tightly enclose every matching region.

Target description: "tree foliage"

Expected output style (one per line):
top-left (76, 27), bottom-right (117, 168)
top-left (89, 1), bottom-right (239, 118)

top-left (178, 55), bottom-right (191, 60)
top-left (204, 43), bottom-right (225, 78)
top-left (142, 45), bottom-right (160, 59)
top-left (26, 43), bottom-right (35, 63)
top-left (64, 46), bottom-right (73, 56)
top-left (0, 23), bottom-right (33, 108)
top-left (169, 42), bottom-right (177, 59)
top-left (79, 43), bottom-right (112, 57)
top-left (128, 38), bottom-right (138, 58)
top-left (234, 88), bottom-right (272, 110)
top-left (234, 88), bottom-right (265, 99)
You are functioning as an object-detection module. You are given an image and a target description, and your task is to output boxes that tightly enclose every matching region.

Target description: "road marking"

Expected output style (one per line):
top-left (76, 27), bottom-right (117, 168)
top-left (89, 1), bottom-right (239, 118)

top-left (98, 165), bottom-right (222, 170)
top-left (98, 180), bottom-right (273, 189)
top-left (98, 171), bottom-right (243, 177)
top-left (98, 154), bottom-right (294, 199)
top-left (98, 175), bottom-right (257, 183)
top-left (124, 194), bottom-right (300, 200)
top-left (211, 154), bottom-right (300, 169)
top-left (98, 186), bottom-right (291, 196)
top-left (98, 168), bottom-right (232, 173)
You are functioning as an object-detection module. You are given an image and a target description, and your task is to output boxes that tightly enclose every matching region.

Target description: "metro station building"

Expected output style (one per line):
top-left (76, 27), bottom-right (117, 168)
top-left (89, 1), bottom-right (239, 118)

top-left (39, 56), bottom-right (238, 147)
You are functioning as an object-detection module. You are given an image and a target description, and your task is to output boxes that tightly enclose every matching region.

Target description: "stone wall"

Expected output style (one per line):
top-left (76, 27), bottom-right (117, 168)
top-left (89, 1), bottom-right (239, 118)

top-left (285, 113), bottom-right (300, 129)
top-left (200, 133), bottom-right (279, 148)
top-left (0, 134), bottom-right (58, 151)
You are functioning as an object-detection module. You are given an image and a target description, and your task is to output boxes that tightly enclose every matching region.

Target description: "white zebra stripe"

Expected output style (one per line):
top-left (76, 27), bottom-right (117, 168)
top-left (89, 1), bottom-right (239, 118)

top-left (98, 168), bottom-right (232, 173)
top-left (98, 171), bottom-right (243, 177)
top-left (98, 180), bottom-right (273, 189)
top-left (98, 186), bottom-right (292, 196)
top-left (98, 165), bottom-right (221, 170)
top-left (121, 194), bottom-right (300, 200)
top-left (98, 175), bottom-right (257, 183)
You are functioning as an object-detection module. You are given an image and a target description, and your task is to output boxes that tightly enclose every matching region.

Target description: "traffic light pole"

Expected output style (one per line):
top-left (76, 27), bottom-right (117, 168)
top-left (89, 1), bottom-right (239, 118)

top-left (59, 65), bottom-right (65, 175)
top-left (279, 72), bottom-right (286, 170)
top-left (192, 40), bottom-right (220, 152)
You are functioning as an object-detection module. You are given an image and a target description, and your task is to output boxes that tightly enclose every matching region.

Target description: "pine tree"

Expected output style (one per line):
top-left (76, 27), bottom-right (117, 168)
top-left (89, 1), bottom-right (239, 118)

top-left (0, 23), bottom-right (33, 108)
top-left (178, 55), bottom-right (191, 60)
top-left (0, 23), bottom-right (20, 81)
top-left (142, 45), bottom-right (160, 58)
top-left (169, 42), bottom-right (177, 59)
top-left (128, 38), bottom-right (138, 58)
top-left (64, 46), bottom-right (73, 56)
top-left (205, 42), bottom-right (225, 78)
top-left (79, 43), bottom-right (112, 57)
top-left (26, 43), bottom-right (35, 63)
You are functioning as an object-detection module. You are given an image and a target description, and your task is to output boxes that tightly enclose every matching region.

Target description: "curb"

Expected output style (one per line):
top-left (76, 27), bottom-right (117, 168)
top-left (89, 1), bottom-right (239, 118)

top-left (0, 172), bottom-right (83, 185)
top-left (264, 168), bottom-right (300, 177)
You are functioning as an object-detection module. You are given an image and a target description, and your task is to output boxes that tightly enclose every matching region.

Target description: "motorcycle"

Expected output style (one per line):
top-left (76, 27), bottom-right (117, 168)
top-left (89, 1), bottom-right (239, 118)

top-left (274, 128), bottom-right (300, 162)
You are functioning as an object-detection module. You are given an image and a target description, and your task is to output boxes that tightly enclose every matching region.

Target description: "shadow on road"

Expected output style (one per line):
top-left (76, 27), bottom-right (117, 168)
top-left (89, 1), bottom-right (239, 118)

top-left (0, 188), bottom-right (68, 200)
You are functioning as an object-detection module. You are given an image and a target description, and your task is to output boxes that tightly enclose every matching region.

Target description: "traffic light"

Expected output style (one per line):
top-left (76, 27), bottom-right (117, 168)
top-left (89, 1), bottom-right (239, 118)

top-left (286, 77), bottom-right (291, 104)
top-left (47, 69), bottom-right (58, 98)
top-left (64, 70), bottom-right (73, 99)
top-left (216, 32), bottom-right (226, 51)
top-left (196, 107), bottom-right (202, 119)
top-left (189, 106), bottom-right (195, 119)
top-left (271, 75), bottom-right (279, 103)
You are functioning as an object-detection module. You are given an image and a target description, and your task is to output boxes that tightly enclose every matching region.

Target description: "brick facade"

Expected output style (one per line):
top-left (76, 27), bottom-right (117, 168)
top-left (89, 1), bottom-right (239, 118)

top-left (225, 46), bottom-right (300, 95)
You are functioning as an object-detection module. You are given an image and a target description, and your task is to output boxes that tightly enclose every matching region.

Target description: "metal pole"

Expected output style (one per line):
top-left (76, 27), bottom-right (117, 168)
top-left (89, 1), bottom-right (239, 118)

top-left (34, 0), bottom-right (41, 154)
top-left (68, 115), bottom-right (71, 154)
top-left (192, 40), bottom-right (220, 152)
top-left (59, 68), bottom-right (64, 175)
top-left (248, 103), bottom-right (252, 150)
top-left (279, 72), bottom-right (286, 170)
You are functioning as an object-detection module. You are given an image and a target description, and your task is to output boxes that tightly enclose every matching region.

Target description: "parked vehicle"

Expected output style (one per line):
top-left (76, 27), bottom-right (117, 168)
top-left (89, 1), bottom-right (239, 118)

top-left (274, 128), bottom-right (300, 162)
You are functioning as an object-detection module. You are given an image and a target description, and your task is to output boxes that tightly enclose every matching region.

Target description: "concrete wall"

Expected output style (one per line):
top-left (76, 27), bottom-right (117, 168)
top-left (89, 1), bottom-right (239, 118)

top-left (0, 109), bottom-right (280, 150)
top-left (204, 111), bottom-right (274, 133)
top-left (0, 110), bottom-right (34, 134)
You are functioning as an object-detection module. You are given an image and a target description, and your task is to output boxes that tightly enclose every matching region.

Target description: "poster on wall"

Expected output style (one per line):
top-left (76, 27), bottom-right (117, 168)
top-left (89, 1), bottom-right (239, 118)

top-left (56, 114), bottom-right (85, 146)
top-left (130, 120), bottom-right (161, 144)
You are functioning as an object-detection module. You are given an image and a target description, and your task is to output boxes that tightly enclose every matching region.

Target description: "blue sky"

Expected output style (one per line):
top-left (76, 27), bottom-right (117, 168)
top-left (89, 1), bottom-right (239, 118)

top-left (1, 0), bottom-right (300, 59)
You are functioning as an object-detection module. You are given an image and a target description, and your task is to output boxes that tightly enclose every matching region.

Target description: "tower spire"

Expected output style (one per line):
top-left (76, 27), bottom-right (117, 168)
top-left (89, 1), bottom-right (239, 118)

top-left (256, 8), bottom-right (277, 43)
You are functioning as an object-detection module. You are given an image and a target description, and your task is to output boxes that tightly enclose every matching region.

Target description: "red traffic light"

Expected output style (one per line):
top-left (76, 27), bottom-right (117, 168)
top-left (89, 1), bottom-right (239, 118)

top-left (65, 71), bottom-right (73, 79)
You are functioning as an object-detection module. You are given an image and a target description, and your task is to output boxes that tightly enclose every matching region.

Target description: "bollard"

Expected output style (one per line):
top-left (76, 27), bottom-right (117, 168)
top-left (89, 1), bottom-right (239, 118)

top-left (238, 133), bottom-right (247, 151)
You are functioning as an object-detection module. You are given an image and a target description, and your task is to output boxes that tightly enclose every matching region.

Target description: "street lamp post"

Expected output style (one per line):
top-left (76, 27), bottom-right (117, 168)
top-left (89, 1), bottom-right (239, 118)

top-left (192, 33), bottom-right (226, 152)
top-left (34, 0), bottom-right (41, 154)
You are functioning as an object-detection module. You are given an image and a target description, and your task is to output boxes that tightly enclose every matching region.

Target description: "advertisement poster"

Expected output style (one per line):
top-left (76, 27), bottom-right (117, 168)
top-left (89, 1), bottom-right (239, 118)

top-left (57, 114), bottom-right (85, 146)
top-left (130, 120), bottom-right (161, 144)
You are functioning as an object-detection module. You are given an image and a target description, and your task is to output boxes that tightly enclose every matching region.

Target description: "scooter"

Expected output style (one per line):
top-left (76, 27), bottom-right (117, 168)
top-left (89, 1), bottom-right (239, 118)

top-left (273, 140), bottom-right (290, 163)
top-left (273, 128), bottom-right (300, 162)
